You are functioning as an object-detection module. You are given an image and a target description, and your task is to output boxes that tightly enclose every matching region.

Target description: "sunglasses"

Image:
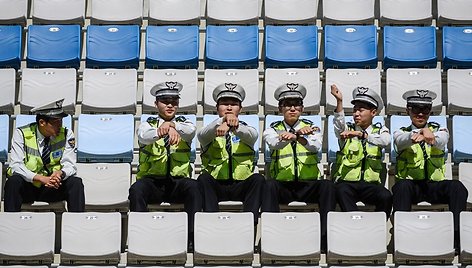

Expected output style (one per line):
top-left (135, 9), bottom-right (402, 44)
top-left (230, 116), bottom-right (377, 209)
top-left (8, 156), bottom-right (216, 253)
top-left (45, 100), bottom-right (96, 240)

top-left (408, 105), bottom-right (432, 114)
top-left (280, 100), bottom-right (303, 108)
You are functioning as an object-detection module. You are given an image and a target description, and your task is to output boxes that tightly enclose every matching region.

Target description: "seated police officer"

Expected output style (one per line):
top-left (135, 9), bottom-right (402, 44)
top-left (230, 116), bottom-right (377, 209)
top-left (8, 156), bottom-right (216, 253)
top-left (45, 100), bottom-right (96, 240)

top-left (128, 82), bottom-right (202, 241)
top-left (262, 83), bottom-right (336, 250)
top-left (330, 84), bottom-right (393, 218)
top-left (4, 99), bottom-right (85, 212)
top-left (393, 89), bottom-right (468, 251)
top-left (197, 83), bottom-right (265, 225)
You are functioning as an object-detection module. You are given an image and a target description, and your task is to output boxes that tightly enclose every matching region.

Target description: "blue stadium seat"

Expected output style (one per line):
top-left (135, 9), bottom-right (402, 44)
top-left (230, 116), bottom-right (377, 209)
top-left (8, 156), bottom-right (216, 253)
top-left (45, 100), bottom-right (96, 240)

top-left (146, 25), bottom-right (199, 69)
top-left (264, 115), bottom-right (322, 163)
top-left (15, 114), bottom-right (73, 130)
top-left (0, 115), bottom-right (8, 162)
top-left (390, 115), bottom-right (447, 163)
top-left (141, 114), bottom-right (197, 163)
top-left (77, 114), bottom-right (134, 163)
top-left (383, 26), bottom-right (437, 70)
top-left (324, 25), bottom-right (377, 69)
top-left (203, 114), bottom-right (259, 163)
top-left (327, 115), bottom-right (384, 163)
top-left (205, 25), bottom-right (259, 69)
top-left (86, 25), bottom-right (140, 69)
top-left (453, 115), bottom-right (472, 163)
top-left (0, 25), bottom-right (22, 70)
top-left (27, 25), bottom-right (81, 69)
top-left (264, 25), bottom-right (318, 68)
top-left (442, 26), bottom-right (472, 71)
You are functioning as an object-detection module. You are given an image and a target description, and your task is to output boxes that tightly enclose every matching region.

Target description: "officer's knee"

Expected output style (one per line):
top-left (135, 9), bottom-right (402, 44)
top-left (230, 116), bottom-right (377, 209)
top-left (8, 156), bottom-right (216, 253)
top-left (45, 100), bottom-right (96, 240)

top-left (264, 179), bottom-right (278, 190)
top-left (129, 181), bottom-right (144, 198)
top-left (392, 180), bottom-right (414, 193)
top-left (5, 175), bottom-right (25, 189)
top-left (197, 173), bottom-right (214, 185)
top-left (67, 176), bottom-right (84, 189)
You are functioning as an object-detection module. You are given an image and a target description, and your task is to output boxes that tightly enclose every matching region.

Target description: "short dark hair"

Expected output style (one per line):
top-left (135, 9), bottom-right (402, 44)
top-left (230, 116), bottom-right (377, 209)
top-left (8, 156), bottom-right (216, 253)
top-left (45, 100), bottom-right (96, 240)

top-left (352, 100), bottom-right (376, 110)
top-left (35, 114), bottom-right (59, 125)
top-left (217, 97), bottom-right (242, 107)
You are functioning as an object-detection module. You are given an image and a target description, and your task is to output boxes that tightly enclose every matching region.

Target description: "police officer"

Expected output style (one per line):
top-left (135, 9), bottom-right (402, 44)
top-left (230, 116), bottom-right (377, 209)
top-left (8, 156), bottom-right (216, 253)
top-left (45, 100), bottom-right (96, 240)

top-left (4, 99), bottom-right (85, 212)
top-left (393, 89), bottom-right (468, 251)
top-left (128, 82), bottom-right (202, 241)
top-left (330, 84), bottom-right (393, 218)
top-left (262, 83), bottom-right (336, 251)
top-left (197, 83), bottom-right (265, 224)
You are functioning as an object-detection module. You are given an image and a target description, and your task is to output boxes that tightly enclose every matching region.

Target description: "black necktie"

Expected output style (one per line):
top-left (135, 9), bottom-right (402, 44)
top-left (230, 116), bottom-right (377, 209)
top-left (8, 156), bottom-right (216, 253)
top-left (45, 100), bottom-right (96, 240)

top-left (225, 133), bottom-right (233, 181)
top-left (419, 141), bottom-right (429, 180)
top-left (360, 130), bottom-right (367, 181)
top-left (41, 137), bottom-right (51, 165)
top-left (164, 134), bottom-right (171, 178)
top-left (289, 128), bottom-right (299, 181)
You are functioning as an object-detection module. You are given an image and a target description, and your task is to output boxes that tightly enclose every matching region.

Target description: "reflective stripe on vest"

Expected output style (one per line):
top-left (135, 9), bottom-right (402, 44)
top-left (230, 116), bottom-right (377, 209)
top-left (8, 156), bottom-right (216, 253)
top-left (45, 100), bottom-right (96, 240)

top-left (269, 120), bottom-right (320, 181)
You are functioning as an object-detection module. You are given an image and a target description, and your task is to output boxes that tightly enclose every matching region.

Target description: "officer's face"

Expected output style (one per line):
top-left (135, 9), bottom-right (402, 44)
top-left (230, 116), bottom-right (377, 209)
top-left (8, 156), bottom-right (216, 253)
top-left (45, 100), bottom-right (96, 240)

top-left (217, 98), bottom-right (242, 117)
top-left (407, 105), bottom-right (431, 128)
top-left (352, 101), bottom-right (376, 128)
top-left (155, 97), bottom-right (179, 120)
top-left (279, 98), bottom-right (304, 124)
top-left (38, 117), bottom-right (62, 137)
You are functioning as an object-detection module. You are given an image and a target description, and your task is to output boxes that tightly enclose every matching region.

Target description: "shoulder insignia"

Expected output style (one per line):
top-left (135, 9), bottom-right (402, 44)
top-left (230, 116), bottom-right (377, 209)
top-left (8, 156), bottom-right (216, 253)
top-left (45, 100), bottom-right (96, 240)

top-left (239, 120), bottom-right (247, 126)
top-left (300, 118), bottom-right (314, 125)
top-left (67, 138), bottom-right (76, 148)
top-left (400, 126), bottom-right (412, 132)
top-left (346, 122), bottom-right (356, 130)
top-left (312, 126), bottom-right (321, 133)
top-left (146, 116), bottom-right (158, 124)
top-left (175, 116), bottom-right (187, 122)
top-left (373, 122), bottom-right (383, 129)
top-left (270, 120), bottom-right (283, 128)
top-left (428, 121), bottom-right (440, 131)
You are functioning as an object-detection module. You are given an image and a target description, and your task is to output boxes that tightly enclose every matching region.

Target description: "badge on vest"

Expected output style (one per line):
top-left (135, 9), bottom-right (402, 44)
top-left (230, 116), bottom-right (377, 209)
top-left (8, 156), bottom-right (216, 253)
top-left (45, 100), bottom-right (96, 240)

top-left (52, 150), bottom-right (62, 159)
top-left (232, 135), bottom-right (240, 143)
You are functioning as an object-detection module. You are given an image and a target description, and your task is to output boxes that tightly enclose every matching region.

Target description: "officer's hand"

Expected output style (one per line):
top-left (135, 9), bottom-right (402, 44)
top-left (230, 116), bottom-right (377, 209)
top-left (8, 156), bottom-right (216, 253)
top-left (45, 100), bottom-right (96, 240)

top-left (216, 122), bottom-right (230, 137)
top-left (421, 127), bottom-right (436, 145)
top-left (331, 84), bottom-right (343, 101)
top-left (157, 122), bottom-right (173, 138)
top-left (167, 128), bottom-right (181, 145)
top-left (340, 130), bottom-right (361, 139)
top-left (279, 131), bottom-right (297, 141)
top-left (43, 176), bottom-right (60, 189)
top-left (411, 132), bottom-right (425, 143)
top-left (224, 114), bottom-right (239, 128)
top-left (297, 126), bottom-right (314, 136)
top-left (51, 171), bottom-right (63, 184)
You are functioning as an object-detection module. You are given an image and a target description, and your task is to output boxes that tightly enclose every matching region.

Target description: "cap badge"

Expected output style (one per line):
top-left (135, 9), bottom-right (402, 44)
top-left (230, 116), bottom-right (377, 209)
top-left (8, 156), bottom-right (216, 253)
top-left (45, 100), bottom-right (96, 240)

top-left (416, 89), bottom-right (428, 98)
top-left (286, 83), bottom-right (299, 91)
top-left (225, 83), bottom-right (237, 91)
top-left (356, 86), bottom-right (368, 94)
top-left (165, 81), bottom-right (178, 89)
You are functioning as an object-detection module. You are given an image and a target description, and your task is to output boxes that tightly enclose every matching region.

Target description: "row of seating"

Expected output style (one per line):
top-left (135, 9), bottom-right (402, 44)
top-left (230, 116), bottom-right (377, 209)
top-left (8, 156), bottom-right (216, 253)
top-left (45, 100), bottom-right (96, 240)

top-left (0, 211), bottom-right (471, 266)
top-left (2, 24), bottom-right (471, 70)
top-left (2, 0), bottom-right (472, 26)
top-left (1, 114), bottom-right (472, 165)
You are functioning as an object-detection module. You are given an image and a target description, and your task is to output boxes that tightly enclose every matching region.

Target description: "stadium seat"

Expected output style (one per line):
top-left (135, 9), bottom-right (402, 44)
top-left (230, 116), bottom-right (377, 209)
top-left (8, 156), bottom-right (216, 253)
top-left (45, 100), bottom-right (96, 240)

top-left (383, 26), bottom-right (437, 70)
top-left (385, 68), bottom-right (442, 114)
top-left (148, 0), bottom-right (201, 25)
top-left (127, 212), bottom-right (188, 265)
top-left (0, 0), bottom-right (27, 26)
top-left (442, 26), bottom-right (472, 70)
top-left (379, 0), bottom-right (432, 26)
top-left (390, 115), bottom-right (447, 163)
top-left (141, 114), bottom-right (197, 163)
top-left (323, 0), bottom-right (375, 25)
top-left (260, 212), bottom-right (320, 265)
top-left (82, 68), bottom-right (137, 114)
top-left (453, 115), bottom-right (472, 163)
top-left (86, 25), bottom-right (140, 69)
top-left (27, 24), bottom-right (81, 69)
top-left (205, 25), bottom-right (259, 69)
top-left (143, 69), bottom-right (198, 114)
top-left (264, 68), bottom-right (321, 114)
top-left (20, 68), bottom-right (76, 114)
top-left (0, 25), bottom-right (22, 70)
top-left (146, 25), bottom-right (199, 69)
top-left (206, 0), bottom-right (259, 24)
top-left (325, 68), bottom-right (381, 114)
top-left (0, 212), bottom-right (55, 264)
top-left (394, 211), bottom-right (455, 264)
top-left (194, 212), bottom-right (254, 265)
top-left (447, 69), bottom-right (472, 114)
top-left (76, 163), bottom-right (130, 211)
top-left (437, 0), bottom-right (472, 26)
top-left (264, 25), bottom-right (318, 68)
top-left (204, 69), bottom-right (259, 114)
top-left (77, 114), bottom-right (134, 163)
top-left (90, 0), bottom-right (143, 25)
top-left (327, 211), bottom-right (387, 265)
top-left (264, 0), bottom-right (318, 24)
top-left (459, 163), bottom-right (472, 210)
top-left (32, 0), bottom-right (86, 25)
top-left (0, 115), bottom-right (8, 162)
top-left (460, 211), bottom-right (472, 264)
top-left (15, 114), bottom-right (73, 130)
top-left (324, 25), bottom-right (378, 69)
top-left (327, 115), bottom-right (384, 164)
top-left (61, 212), bottom-right (121, 265)
top-left (0, 68), bottom-right (15, 113)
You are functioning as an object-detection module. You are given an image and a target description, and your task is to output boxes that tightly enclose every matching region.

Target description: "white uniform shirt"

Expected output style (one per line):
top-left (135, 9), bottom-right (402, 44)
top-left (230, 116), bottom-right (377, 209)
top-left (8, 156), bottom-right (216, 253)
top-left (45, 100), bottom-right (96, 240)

top-left (393, 122), bottom-right (449, 152)
top-left (198, 117), bottom-right (258, 151)
top-left (9, 126), bottom-right (77, 182)
top-left (263, 119), bottom-right (322, 152)
top-left (137, 115), bottom-right (196, 145)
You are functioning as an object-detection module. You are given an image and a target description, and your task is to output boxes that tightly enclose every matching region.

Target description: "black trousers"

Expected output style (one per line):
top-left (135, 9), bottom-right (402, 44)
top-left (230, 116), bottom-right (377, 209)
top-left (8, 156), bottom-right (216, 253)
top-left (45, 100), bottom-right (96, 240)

top-left (197, 173), bottom-right (265, 224)
top-left (128, 176), bottom-right (202, 233)
top-left (4, 174), bottom-right (85, 212)
top-left (336, 180), bottom-right (393, 219)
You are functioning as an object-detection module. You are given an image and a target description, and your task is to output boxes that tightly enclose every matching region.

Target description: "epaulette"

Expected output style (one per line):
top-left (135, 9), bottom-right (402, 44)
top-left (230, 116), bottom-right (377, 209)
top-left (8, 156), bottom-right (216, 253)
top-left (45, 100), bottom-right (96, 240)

top-left (175, 116), bottom-right (187, 122)
top-left (300, 118), bottom-right (314, 125)
top-left (239, 120), bottom-right (247, 126)
top-left (373, 122), bottom-right (383, 129)
top-left (270, 120), bottom-right (283, 128)
top-left (146, 116), bottom-right (158, 124)
top-left (347, 122), bottom-right (356, 130)
top-left (428, 121), bottom-right (440, 131)
top-left (400, 126), bottom-right (412, 132)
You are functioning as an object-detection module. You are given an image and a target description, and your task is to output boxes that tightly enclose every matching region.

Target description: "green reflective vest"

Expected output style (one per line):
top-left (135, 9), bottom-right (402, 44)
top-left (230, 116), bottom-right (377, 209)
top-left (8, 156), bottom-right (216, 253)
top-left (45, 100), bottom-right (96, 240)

top-left (269, 119), bottom-right (320, 181)
top-left (201, 124), bottom-right (255, 180)
top-left (8, 123), bottom-right (67, 187)
top-left (333, 122), bottom-right (383, 183)
top-left (396, 122), bottom-right (445, 181)
top-left (137, 117), bottom-right (192, 179)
